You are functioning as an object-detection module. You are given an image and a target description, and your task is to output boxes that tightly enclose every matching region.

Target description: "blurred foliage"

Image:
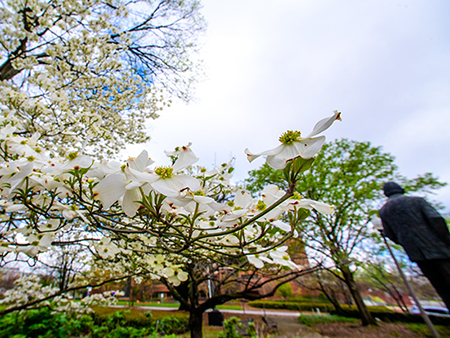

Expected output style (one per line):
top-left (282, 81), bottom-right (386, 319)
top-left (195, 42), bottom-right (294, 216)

top-left (0, 307), bottom-right (189, 338)
top-left (298, 314), bottom-right (358, 326)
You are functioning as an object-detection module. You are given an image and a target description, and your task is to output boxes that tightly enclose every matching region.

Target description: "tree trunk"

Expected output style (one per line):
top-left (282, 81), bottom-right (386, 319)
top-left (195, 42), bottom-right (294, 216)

top-left (189, 310), bottom-right (203, 338)
top-left (340, 266), bottom-right (376, 326)
top-left (317, 279), bottom-right (345, 315)
top-left (326, 289), bottom-right (346, 315)
top-left (0, 59), bottom-right (21, 81)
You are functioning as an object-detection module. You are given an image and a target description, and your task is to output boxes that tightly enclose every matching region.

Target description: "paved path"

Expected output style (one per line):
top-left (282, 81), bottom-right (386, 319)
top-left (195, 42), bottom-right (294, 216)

top-left (111, 304), bottom-right (303, 317)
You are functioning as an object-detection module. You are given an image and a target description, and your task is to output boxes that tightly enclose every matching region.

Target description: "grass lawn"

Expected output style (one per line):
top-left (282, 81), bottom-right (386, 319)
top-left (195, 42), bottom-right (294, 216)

top-left (116, 300), bottom-right (180, 307)
top-left (404, 323), bottom-right (450, 338)
top-left (93, 306), bottom-right (188, 319)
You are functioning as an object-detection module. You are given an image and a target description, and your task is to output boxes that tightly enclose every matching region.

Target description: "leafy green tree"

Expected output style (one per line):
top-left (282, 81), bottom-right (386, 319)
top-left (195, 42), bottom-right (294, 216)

top-left (246, 138), bottom-right (447, 326)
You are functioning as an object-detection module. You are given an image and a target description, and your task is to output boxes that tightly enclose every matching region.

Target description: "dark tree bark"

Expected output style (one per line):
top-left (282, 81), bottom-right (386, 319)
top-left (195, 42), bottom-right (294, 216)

top-left (321, 284), bottom-right (345, 315)
top-left (341, 265), bottom-right (376, 326)
top-left (188, 309), bottom-right (203, 338)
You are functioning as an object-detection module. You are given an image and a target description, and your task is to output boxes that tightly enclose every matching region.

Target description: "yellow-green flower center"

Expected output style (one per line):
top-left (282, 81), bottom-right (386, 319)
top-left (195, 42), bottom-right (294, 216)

top-left (193, 190), bottom-right (205, 196)
top-left (155, 166), bottom-right (173, 179)
top-left (256, 200), bottom-right (266, 211)
top-left (67, 152), bottom-right (78, 160)
top-left (290, 192), bottom-right (302, 200)
top-left (279, 130), bottom-right (301, 145)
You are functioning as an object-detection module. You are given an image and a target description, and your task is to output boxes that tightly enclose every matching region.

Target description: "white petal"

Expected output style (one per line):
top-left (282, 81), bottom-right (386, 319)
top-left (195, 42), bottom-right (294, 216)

top-left (304, 111), bottom-right (341, 139)
top-left (177, 271), bottom-right (188, 282)
top-left (152, 175), bottom-right (200, 198)
top-left (296, 136), bottom-right (326, 159)
top-left (172, 145), bottom-right (199, 172)
top-left (272, 220), bottom-right (291, 231)
top-left (94, 174), bottom-right (127, 209)
top-left (168, 275), bottom-right (181, 286)
top-left (126, 167), bottom-right (158, 183)
top-left (248, 255), bottom-right (264, 268)
top-left (245, 144), bottom-right (285, 163)
top-left (128, 150), bottom-right (154, 171)
top-left (235, 189), bottom-right (255, 209)
top-left (266, 154), bottom-right (289, 170)
top-left (125, 180), bottom-right (144, 190)
top-left (297, 199), bottom-right (334, 214)
top-left (122, 188), bottom-right (141, 217)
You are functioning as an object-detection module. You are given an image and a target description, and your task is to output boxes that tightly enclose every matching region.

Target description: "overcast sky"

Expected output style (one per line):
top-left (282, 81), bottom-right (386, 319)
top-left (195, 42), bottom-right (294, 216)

top-left (130, 0), bottom-right (450, 213)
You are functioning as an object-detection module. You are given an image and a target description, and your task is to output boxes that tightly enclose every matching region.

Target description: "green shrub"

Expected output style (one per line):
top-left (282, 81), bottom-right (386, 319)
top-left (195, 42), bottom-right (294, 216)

top-left (0, 308), bottom-right (189, 337)
top-left (219, 317), bottom-right (257, 338)
top-left (247, 300), bottom-right (334, 312)
top-left (289, 294), bottom-right (331, 303)
top-left (158, 316), bottom-right (189, 334)
top-left (298, 314), bottom-right (358, 326)
top-left (0, 308), bottom-right (94, 338)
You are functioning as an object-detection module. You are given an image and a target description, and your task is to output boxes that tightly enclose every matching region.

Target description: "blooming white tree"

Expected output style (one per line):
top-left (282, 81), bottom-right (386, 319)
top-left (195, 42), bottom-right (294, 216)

top-left (0, 0), bottom-right (204, 157)
top-left (0, 3), bottom-right (343, 336)
top-left (0, 111), bottom-right (340, 338)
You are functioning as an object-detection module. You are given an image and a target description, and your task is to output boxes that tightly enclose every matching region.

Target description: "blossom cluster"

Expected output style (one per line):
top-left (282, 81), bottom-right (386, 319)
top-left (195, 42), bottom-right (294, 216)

top-left (0, 275), bottom-right (123, 315)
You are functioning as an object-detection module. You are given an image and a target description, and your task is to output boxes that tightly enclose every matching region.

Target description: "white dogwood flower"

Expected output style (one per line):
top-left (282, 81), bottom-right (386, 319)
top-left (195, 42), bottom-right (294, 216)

top-left (245, 111), bottom-right (341, 169)
top-left (150, 144), bottom-right (200, 197)
top-left (94, 150), bottom-right (154, 217)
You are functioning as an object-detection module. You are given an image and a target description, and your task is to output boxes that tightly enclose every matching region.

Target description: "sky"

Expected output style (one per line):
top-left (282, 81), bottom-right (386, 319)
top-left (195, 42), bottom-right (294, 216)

top-left (129, 0), bottom-right (450, 213)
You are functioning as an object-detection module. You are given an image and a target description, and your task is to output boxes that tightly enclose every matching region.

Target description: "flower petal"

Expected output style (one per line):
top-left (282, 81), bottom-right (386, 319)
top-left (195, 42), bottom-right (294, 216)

top-left (272, 220), bottom-right (291, 231)
top-left (152, 175), bottom-right (200, 197)
top-left (122, 188), bottom-right (141, 217)
top-left (128, 150), bottom-right (154, 171)
top-left (304, 111), bottom-right (341, 138)
top-left (245, 144), bottom-right (285, 163)
top-left (94, 174), bottom-right (127, 209)
top-left (296, 136), bottom-right (326, 159)
top-left (172, 145), bottom-right (199, 172)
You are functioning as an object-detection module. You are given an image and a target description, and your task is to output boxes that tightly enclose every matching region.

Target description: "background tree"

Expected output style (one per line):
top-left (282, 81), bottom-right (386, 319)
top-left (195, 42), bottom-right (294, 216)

top-left (246, 138), bottom-right (447, 326)
top-left (294, 269), bottom-right (351, 315)
top-left (359, 251), bottom-right (410, 312)
top-left (0, 0), bottom-right (204, 157)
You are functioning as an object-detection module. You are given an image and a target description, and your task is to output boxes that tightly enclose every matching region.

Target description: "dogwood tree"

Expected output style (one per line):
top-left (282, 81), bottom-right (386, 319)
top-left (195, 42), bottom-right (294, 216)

top-left (0, 0), bottom-right (204, 157)
top-left (0, 111), bottom-right (341, 338)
